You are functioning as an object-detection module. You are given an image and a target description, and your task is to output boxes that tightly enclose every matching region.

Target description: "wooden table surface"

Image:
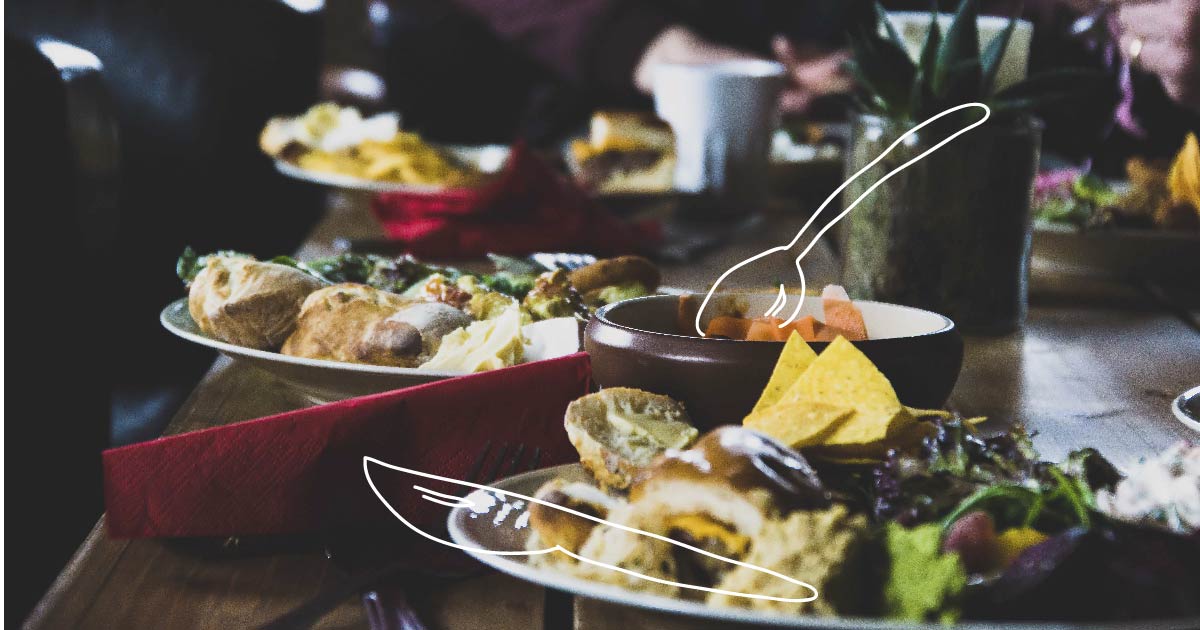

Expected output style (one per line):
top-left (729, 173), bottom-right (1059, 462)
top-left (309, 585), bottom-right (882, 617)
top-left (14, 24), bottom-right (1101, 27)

top-left (25, 193), bottom-right (1200, 630)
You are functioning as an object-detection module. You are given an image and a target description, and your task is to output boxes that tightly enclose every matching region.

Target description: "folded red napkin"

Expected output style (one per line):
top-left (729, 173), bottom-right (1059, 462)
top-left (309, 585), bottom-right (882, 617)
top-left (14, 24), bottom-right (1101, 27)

top-left (104, 353), bottom-right (591, 538)
top-left (371, 143), bottom-right (661, 257)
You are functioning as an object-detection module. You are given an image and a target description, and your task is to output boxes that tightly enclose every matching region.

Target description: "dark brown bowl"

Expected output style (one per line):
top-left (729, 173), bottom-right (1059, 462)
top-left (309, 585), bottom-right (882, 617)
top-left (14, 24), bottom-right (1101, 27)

top-left (585, 294), bottom-right (963, 430)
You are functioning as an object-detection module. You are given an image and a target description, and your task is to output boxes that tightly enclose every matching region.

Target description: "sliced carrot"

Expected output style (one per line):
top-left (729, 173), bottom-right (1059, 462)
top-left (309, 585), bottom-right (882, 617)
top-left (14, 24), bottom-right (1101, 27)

top-left (788, 315), bottom-right (819, 341)
top-left (705, 316), bottom-right (753, 339)
top-left (813, 322), bottom-right (854, 342)
top-left (746, 317), bottom-right (788, 341)
top-left (821, 285), bottom-right (868, 341)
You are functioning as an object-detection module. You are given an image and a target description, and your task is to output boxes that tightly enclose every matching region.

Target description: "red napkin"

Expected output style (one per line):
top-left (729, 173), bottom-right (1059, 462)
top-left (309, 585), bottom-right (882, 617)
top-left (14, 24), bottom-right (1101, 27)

top-left (104, 353), bottom-right (591, 538)
top-left (370, 143), bottom-right (661, 257)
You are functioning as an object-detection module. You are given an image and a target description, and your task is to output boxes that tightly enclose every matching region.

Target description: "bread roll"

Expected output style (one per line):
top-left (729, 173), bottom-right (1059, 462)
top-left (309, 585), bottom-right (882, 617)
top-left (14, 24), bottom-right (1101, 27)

top-left (564, 388), bottom-right (697, 492)
top-left (188, 257), bottom-right (324, 349)
top-left (281, 284), bottom-right (424, 367)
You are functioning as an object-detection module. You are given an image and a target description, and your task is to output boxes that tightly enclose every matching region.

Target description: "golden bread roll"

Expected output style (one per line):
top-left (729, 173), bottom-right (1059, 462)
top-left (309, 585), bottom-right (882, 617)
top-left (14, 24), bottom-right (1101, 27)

top-left (528, 479), bottom-right (619, 554)
top-left (564, 388), bottom-right (697, 492)
top-left (568, 256), bottom-right (660, 296)
top-left (281, 284), bottom-right (425, 367)
top-left (188, 257), bottom-right (324, 350)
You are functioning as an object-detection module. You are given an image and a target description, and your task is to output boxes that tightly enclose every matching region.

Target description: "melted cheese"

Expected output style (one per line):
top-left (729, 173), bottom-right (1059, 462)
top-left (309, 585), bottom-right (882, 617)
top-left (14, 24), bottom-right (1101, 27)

top-left (666, 514), bottom-right (751, 557)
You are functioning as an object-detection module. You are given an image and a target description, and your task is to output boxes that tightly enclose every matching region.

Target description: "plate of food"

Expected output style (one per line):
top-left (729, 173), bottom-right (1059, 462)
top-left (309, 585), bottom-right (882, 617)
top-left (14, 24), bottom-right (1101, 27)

top-left (1032, 133), bottom-right (1200, 280)
top-left (162, 249), bottom-right (661, 401)
top-left (261, 102), bottom-right (508, 193)
top-left (565, 111), bottom-right (844, 200)
top-left (445, 336), bottom-right (1200, 628)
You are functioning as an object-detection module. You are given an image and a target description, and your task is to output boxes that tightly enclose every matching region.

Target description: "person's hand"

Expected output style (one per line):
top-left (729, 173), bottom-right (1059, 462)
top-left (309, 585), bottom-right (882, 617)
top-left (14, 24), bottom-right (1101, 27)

top-left (1117, 0), bottom-right (1200, 109)
top-left (771, 36), bottom-right (853, 114)
top-left (633, 26), bottom-right (853, 114)
top-left (633, 26), bottom-right (761, 94)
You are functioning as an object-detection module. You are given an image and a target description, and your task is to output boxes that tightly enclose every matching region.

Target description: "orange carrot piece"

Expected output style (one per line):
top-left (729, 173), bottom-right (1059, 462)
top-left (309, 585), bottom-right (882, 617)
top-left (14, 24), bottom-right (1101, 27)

top-left (788, 315), bottom-right (819, 341)
top-left (705, 316), bottom-right (753, 339)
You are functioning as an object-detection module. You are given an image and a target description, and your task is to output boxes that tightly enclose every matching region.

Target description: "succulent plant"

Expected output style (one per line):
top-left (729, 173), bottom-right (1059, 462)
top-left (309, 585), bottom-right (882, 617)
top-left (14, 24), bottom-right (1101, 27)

top-left (847, 0), bottom-right (1103, 121)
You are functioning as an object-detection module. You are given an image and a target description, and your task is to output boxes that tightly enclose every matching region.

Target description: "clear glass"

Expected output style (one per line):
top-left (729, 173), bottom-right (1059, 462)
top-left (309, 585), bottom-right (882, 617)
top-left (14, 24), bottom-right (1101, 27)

top-left (839, 113), bottom-right (1043, 334)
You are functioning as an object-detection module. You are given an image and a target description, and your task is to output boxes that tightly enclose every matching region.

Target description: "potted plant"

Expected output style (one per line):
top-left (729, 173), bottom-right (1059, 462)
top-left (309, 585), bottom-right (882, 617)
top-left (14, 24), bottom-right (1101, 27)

top-left (839, 0), bottom-right (1100, 333)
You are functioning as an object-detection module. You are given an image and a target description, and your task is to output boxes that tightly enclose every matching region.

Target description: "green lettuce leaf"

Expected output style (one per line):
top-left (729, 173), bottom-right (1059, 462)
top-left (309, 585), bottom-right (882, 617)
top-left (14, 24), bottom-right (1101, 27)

top-left (884, 523), bottom-right (966, 622)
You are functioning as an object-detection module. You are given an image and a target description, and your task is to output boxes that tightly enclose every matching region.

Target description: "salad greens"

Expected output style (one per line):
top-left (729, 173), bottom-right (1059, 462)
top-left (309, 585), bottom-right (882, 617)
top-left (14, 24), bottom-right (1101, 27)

top-left (883, 522), bottom-right (966, 623)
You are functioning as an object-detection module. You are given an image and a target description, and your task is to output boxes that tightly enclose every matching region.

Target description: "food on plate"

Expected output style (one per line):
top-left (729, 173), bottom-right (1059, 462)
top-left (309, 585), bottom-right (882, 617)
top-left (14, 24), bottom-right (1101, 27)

top-left (531, 425), bottom-right (873, 614)
top-left (1096, 441), bottom-right (1200, 534)
top-left (281, 284), bottom-right (427, 367)
top-left (568, 255), bottom-right (660, 307)
top-left (1034, 133), bottom-right (1200, 232)
top-left (564, 388), bottom-right (697, 491)
top-left (521, 270), bottom-right (587, 321)
top-left (1168, 133), bottom-right (1200, 216)
top-left (884, 522), bottom-right (966, 622)
top-left (175, 250), bottom-right (659, 372)
top-left (704, 505), bottom-right (872, 615)
top-left (691, 285), bottom-right (869, 342)
top-left (509, 332), bottom-right (1200, 623)
top-left (186, 254), bottom-right (324, 349)
top-left (260, 102), bottom-right (486, 187)
top-left (528, 480), bottom-right (618, 554)
top-left (418, 304), bottom-right (524, 372)
top-left (570, 111), bottom-right (676, 194)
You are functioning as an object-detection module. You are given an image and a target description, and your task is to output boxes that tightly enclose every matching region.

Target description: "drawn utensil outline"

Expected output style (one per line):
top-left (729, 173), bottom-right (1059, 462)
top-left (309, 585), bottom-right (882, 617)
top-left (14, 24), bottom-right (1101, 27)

top-left (693, 102), bottom-right (992, 336)
top-left (363, 456), bottom-right (820, 603)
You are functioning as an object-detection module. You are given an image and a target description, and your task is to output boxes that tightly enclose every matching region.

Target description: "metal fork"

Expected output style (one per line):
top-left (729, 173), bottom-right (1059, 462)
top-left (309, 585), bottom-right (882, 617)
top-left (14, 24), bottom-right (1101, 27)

top-left (258, 442), bottom-right (540, 630)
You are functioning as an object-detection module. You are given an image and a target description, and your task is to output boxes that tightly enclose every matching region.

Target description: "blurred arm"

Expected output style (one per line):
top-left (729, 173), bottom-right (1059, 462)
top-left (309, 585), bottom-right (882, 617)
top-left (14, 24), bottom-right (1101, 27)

top-left (450, 0), bottom-right (673, 95)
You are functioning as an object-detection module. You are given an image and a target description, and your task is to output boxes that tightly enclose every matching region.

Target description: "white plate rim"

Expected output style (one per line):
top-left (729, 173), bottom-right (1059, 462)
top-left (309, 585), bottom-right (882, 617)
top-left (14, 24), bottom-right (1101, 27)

top-left (160, 298), bottom-right (468, 378)
top-left (273, 144), bottom-right (510, 194)
top-left (447, 463), bottom-right (1200, 630)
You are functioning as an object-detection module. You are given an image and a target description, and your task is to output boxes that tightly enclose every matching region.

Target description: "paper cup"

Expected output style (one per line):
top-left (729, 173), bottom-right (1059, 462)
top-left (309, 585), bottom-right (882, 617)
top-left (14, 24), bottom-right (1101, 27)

top-left (652, 60), bottom-right (785, 209)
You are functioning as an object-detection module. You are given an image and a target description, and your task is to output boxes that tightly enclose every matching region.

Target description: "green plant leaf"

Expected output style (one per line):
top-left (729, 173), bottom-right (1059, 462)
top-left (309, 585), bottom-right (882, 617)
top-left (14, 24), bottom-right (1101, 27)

top-left (875, 1), bottom-right (908, 55)
top-left (849, 28), bottom-right (918, 118)
top-left (980, 6), bottom-right (1021, 97)
top-left (909, 10), bottom-right (943, 118)
top-left (933, 0), bottom-right (981, 100)
top-left (992, 67), bottom-right (1107, 100)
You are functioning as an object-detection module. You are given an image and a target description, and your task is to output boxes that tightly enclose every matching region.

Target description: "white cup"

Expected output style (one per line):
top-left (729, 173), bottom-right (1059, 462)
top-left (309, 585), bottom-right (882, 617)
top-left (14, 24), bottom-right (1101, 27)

top-left (883, 12), bottom-right (1034, 92)
top-left (652, 60), bottom-right (786, 208)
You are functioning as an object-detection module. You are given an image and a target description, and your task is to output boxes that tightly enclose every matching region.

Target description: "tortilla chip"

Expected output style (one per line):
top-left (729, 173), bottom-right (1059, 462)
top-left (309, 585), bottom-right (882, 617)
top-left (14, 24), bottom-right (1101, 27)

top-left (904, 406), bottom-right (953, 419)
top-left (744, 402), bottom-right (854, 449)
top-left (749, 332), bottom-right (818, 415)
top-left (777, 337), bottom-right (906, 445)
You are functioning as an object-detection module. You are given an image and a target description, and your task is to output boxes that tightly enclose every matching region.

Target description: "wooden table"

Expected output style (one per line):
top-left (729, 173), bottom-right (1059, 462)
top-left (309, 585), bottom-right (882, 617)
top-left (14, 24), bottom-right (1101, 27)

top-left (26, 194), bottom-right (1200, 630)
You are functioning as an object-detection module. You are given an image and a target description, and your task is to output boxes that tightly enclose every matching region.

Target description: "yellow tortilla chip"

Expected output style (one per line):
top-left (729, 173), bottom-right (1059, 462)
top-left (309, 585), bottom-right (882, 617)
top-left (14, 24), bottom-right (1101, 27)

top-left (749, 332), bottom-right (819, 416)
top-left (744, 402), bottom-right (854, 449)
top-left (904, 406), bottom-right (953, 419)
top-left (777, 337), bottom-right (906, 445)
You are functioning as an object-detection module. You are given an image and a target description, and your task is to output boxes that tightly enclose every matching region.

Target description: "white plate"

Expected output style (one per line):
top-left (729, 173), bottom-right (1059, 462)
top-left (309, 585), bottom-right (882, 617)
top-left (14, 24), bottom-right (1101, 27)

top-left (447, 463), bottom-right (1200, 630)
top-left (274, 144), bottom-right (510, 194)
top-left (160, 298), bottom-right (578, 402)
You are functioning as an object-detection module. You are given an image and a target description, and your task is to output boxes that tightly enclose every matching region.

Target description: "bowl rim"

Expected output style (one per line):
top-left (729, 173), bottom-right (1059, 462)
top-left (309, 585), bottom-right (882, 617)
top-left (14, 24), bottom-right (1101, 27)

top-left (591, 293), bottom-right (956, 344)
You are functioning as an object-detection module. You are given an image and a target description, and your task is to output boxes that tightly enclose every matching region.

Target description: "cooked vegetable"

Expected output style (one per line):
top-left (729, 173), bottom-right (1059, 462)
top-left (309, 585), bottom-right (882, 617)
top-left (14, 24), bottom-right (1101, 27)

top-left (967, 522), bottom-right (1200, 621)
top-left (177, 247), bottom-right (252, 285)
top-left (522, 270), bottom-right (587, 321)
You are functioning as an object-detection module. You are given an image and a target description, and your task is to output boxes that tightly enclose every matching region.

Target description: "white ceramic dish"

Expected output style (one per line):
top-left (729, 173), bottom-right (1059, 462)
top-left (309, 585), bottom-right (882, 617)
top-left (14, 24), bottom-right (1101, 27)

top-left (446, 463), bottom-right (1200, 630)
top-left (1173, 385), bottom-right (1200, 433)
top-left (160, 298), bottom-right (578, 402)
top-left (274, 144), bottom-right (510, 194)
